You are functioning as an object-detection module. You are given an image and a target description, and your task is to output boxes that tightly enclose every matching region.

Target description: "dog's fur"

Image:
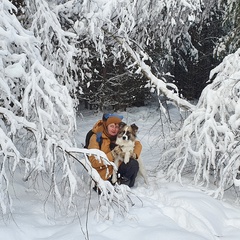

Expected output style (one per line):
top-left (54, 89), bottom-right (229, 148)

top-left (112, 122), bottom-right (148, 185)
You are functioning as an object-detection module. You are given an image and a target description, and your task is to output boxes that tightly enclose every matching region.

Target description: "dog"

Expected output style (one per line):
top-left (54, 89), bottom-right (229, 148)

top-left (111, 122), bottom-right (148, 185)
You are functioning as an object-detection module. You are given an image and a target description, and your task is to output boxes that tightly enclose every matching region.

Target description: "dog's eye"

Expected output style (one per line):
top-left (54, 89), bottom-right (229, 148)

top-left (118, 131), bottom-right (124, 137)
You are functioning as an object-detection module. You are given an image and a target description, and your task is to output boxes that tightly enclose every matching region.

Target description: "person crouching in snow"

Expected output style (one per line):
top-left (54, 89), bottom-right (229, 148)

top-left (88, 113), bottom-right (142, 188)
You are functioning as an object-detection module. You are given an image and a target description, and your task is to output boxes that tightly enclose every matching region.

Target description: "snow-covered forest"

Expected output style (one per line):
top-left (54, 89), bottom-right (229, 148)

top-left (1, 0), bottom-right (240, 234)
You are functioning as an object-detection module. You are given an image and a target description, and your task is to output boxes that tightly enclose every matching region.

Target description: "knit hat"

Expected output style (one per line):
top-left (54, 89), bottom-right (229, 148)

top-left (102, 113), bottom-right (123, 126)
top-left (106, 116), bottom-right (122, 126)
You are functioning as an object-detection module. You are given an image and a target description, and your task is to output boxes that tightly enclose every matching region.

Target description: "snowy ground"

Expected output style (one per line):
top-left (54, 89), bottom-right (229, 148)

top-left (1, 105), bottom-right (240, 240)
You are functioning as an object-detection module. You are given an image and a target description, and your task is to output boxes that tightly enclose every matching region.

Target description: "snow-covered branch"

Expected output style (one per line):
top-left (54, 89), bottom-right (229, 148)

top-left (27, 0), bottom-right (79, 102)
top-left (60, 147), bottom-right (132, 219)
top-left (115, 37), bottom-right (195, 111)
top-left (166, 48), bottom-right (240, 198)
top-left (60, 0), bottom-right (202, 109)
top-left (0, 0), bottom-right (77, 214)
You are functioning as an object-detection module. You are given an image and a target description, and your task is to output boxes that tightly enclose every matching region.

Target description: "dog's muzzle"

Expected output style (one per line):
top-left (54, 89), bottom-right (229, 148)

top-left (122, 135), bottom-right (128, 140)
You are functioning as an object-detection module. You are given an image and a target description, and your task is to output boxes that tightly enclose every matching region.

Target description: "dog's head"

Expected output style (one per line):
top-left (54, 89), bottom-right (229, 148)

top-left (117, 122), bottom-right (138, 142)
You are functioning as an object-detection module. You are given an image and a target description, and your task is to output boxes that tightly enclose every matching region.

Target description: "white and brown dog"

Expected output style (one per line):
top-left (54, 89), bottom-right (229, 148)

top-left (112, 122), bottom-right (148, 185)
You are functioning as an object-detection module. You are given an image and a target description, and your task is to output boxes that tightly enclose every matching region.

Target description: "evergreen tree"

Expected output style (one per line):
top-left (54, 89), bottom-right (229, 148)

top-left (172, 6), bottom-right (224, 99)
top-left (214, 0), bottom-right (240, 59)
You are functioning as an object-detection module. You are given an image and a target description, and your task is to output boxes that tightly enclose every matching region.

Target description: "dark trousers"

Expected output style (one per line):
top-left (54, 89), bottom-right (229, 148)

top-left (118, 158), bottom-right (139, 187)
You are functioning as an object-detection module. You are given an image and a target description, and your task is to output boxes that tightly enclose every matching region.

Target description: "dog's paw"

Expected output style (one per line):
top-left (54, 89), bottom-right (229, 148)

top-left (113, 145), bottom-right (122, 154)
top-left (124, 158), bottom-right (130, 164)
top-left (130, 151), bottom-right (137, 159)
top-left (112, 145), bottom-right (125, 158)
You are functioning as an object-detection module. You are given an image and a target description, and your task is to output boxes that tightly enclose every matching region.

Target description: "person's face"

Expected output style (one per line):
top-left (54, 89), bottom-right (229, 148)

top-left (107, 123), bottom-right (120, 136)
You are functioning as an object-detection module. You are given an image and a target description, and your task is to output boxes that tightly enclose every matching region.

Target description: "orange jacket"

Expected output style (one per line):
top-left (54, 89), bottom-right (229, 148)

top-left (88, 120), bottom-right (142, 180)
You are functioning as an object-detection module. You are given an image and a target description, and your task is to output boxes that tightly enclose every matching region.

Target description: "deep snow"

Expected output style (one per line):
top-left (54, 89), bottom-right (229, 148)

top-left (1, 105), bottom-right (240, 240)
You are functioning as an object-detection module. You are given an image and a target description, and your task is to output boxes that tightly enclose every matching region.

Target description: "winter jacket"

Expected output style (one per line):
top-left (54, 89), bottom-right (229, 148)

top-left (88, 120), bottom-right (142, 180)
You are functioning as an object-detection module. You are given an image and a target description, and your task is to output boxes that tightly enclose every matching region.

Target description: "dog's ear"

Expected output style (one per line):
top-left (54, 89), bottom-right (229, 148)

top-left (131, 123), bottom-right (138, 133)
top-left (119, 122), bottom-right (126, 129)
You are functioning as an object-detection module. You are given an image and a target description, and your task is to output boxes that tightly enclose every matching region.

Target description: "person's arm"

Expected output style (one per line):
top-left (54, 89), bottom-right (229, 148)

top-left (88, 134), bottom-right (115, 167)
top-left (133, 140), bottom-right (142, 159)
top-left (88, 134), bottom-right (106, 168)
